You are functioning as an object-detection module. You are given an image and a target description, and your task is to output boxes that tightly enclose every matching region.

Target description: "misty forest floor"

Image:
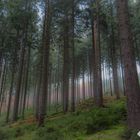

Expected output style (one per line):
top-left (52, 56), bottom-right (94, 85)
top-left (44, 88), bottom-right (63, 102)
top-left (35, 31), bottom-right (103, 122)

top-left (0, 97), bottom-right (128, 140)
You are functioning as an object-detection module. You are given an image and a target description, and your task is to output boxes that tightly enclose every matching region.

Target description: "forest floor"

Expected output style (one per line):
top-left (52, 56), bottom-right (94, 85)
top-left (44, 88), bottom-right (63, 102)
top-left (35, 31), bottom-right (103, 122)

top-left (0, 97), bottom-right (128, 140)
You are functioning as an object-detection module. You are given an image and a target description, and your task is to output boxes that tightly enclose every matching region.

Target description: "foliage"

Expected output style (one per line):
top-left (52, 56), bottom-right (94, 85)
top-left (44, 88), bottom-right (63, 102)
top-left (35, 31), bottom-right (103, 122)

top-left (0, 98), bottom-right (127, 140)
top-left (33, 99), bottom-right (126, 139)
top-left (0, 129), bottom-right (9, 140)
top-left (34, 127), bottom-right (64, 140)
top-left (122, 129), bottom-right (140, 140)
top-left (78, 125), bottom-right (125, 140)
top-left (86, 99), bottom-right (126, 134)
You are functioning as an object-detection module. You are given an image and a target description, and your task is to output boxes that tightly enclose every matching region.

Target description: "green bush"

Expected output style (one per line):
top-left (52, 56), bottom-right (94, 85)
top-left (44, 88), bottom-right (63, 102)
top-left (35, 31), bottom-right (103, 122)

top-left (122, 129), bottom-right (140, 140)
top-left (0, 129), bottom-right (9, 140)
top-left (14, 127), bottom-right (24, 138)
top-left (68, 100), bottom-right (126, 135)
top-left (0, 99), bottom-right (125, 140)
top-left (34, 126), bottom-right (64, 140)
top-left (108, 99), bottom-right (127, 121)
top-left (86, 100), bottom-right (126, 134)
top-left (86, 108), bottom-right (112, 134)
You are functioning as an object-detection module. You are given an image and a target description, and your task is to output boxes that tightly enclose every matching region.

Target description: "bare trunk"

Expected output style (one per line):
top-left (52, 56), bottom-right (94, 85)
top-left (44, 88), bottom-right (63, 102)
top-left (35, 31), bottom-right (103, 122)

top-left (13, 45), bottom-right (25, 121)
top-left (38, 0), bottom-right (51, 126)
top-left (22, 47), bottom-right (30, 118)
top-left (71, 0), bottom-right (75, 112)
top-left (117, 0), bottom-right (140, 129)
top-left (92, 0), bottom-right (103, 107)
top-left (63, 13), bottom-right (69, 113)
top-left (6, 60), bottom-right (15, 122)
top-left (110, 1), bottom-right (120, 99)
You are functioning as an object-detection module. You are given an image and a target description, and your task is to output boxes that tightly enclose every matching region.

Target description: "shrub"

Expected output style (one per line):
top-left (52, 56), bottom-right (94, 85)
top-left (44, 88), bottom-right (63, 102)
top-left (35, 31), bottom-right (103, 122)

top-left (86, 100), bottom-right (126, 134)
top-left (86, 108), bottom-right (112, 134)
top-left (0, 129), bottom-right (9, 140)
top-left (68, 116), bottom-right (87, 136)
top-left (108, 99), bottom-right (127, 121)
top-left (122, 129), bottom-right (140, 140)
top-left (14, 127), bottom-right (24, 138)
top-left (34, 126), bottom-right (64, 140)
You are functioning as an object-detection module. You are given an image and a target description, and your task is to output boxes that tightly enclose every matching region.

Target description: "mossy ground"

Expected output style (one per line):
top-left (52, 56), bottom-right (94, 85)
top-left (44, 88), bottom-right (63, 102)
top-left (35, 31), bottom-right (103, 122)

top-left (0, 97), bottom-right (127, 140)
top-left (79, 125), bottom-right (125, 140)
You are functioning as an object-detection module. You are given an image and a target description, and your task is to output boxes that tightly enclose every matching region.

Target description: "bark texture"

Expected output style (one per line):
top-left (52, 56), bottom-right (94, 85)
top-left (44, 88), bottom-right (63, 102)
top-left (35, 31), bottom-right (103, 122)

top-left (117, 0), bottom-right (140, 129)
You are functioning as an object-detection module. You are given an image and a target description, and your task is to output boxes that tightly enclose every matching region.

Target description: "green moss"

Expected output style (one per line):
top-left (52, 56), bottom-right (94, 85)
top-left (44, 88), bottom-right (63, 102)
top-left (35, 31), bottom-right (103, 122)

top-left (122, 129), bottom-right (140, 140)
top-left (78, 125), bottom-right (125, 140)
top-left (0, 98), bottom-right (127, 140)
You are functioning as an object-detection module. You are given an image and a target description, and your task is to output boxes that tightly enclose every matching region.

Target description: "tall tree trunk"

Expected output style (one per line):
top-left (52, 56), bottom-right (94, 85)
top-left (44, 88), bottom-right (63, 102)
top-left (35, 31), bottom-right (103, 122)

top-left (6, 59), bottom-right (16, 122)
top-left (38, 0), bottom-right (51, 126)
top-left (117, 0), bottom-right (140, 129)
top-left (0, 60), bottom-right (6, 100)
top-left (110, 1), bottom-right (120, 99)
top-left (0, 63), bottom-right (7, 116)
top-left (13, 45), bottom-right (25, 121)
top-left (63, 13), bottom-right (69, 113)
top-left (13, 0), bottom-right (28, 122)
top-left (109, 67), bottom-right (113, 96)
top-left (0, 54), bottom-right (2, 77)
top-left (82, 66), bottom-right (85, 100)
top-left (71, 0), bottom-right (75, 112)
top-left (90, 6), bottom-right (97, 103)
top-left (22, 47), bottom-right (30, 118)
top-left (92, 0), bottom-right (103, 107)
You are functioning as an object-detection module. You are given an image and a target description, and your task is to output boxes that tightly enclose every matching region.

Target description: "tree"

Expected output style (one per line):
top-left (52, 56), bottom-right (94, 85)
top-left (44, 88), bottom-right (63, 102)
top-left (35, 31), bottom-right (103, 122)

top-left (92, 0), bottom-right (103, 107)
top-left (13, 0), bottom-right (29, 121)
top-left (109, 0), bottom-right (120, 99)
top-left (38, 0), bottom-right (51, 126)
top-left (117, 0), bottom-right (140, 129)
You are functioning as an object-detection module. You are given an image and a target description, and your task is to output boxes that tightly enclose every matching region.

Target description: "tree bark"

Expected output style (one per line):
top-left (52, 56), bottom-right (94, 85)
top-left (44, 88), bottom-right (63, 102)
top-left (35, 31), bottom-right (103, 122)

top-left (71, 0), bottom-right (75, 112)
top-left (6, 57), bottom-right (16, 122)
top-left (22, 47), bottom-right (30, 118)
top-left (63, 12), bottom-right (70, 113)
top-left (13, 44), bottom-right (25, 121)
top-left (92, 0), bottom-right (103, 107)
top-left (38, 0), bottom-right (51, 126)
top-left (117, 0), bottom-right (140, 129)
top-left (110, 1), bottom-right (120, 99)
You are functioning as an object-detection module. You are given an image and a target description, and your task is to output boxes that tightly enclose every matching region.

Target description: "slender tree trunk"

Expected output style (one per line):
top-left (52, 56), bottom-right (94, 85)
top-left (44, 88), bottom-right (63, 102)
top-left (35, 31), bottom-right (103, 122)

top-left (6, 60), bottom-right (15, 122)
top-left (109, 67), bottom-right (113, 96)
top-left (0, 63), bottom-right (7, 116)
top-left (22, 47), bottom-right (30, 118)
top-left (13, 44), bottom-right (25, 121)
top-left (19, 59), bottom-right (26, 115)
top-left (91, 14), bottom-right (97, 103)
top-left (63, 13), bottom-right (69, 113)
top-left (110, 1), bottom-right (120, 99)
top-left (13, 0), bottom-right (28, 121)
top-left (82, 66), bottom-right (85, 100)
top-left (0, 60), bottom-right (6, 100)
top-left (71, 0), bottom-right (75, 112)
top-left (0, 54), bottom-right (2, 77)
top-left (38, 0), bottom-right (51, 126)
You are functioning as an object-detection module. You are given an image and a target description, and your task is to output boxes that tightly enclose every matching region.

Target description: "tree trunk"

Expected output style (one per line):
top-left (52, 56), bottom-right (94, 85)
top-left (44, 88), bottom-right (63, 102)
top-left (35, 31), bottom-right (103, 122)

top-left (13, 45), bottom-right (25, 121)
top-left (63, 13), bottom-right (70, 113)
top-left (82, 66), bottom-right (85, 100)
top-left (117, 0), bottom-right (140, 129)
top-left (22, 47), bottom-right (30, 118)
top-left (6, 59), bottom-right (16, 122)
top-left (71, 0), bottom-right (75, 112)
top-left (38, 0), bottom-right (51, 126)
top-left (92, 0), bottom-right (103, 107)
top-left (110, 1), bottom-right (120, 99)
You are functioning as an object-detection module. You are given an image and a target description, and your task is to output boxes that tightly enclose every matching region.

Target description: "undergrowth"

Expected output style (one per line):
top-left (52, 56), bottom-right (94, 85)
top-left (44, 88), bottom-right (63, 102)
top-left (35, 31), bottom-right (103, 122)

top-left (0, 98), bottom-right (128, 140)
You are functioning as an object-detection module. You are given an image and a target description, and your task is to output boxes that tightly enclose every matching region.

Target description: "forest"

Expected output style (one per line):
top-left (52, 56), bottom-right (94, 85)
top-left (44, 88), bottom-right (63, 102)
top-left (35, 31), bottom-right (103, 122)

top-left (0, 0), bottom-right (140, 140)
